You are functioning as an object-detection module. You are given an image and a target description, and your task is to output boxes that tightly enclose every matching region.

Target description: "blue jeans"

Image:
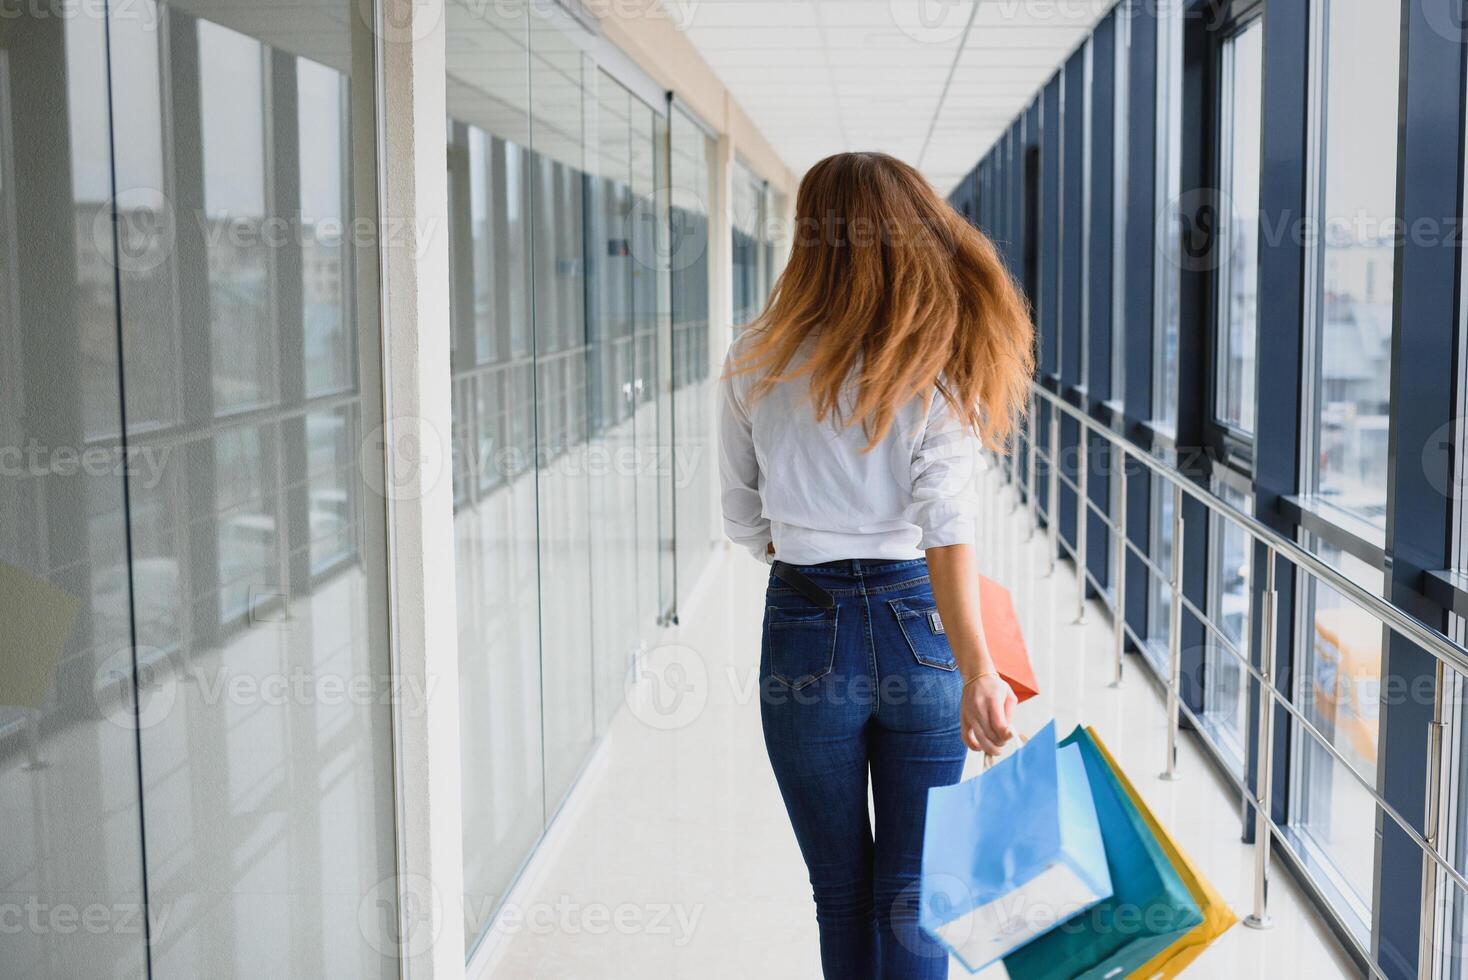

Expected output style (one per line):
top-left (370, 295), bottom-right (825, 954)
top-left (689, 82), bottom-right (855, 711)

top-left (760, 558), bottom-right (965, 980)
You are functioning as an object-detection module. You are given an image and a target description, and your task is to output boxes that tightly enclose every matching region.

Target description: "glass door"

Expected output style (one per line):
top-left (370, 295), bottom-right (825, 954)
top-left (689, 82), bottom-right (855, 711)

top-left (527, 18), bottom-right (595, 812)
top-left (1201, 12), bottom-right (1263, 774)
top-left (586, 71), bottom-right (645, 735)
top-left (0, 8), bottom-right (151, 977)
top-left (118, 6), bottom-right (402, 975)
top-left (445, 0), bottom-right (545, 947)
top-left (1213, 16), bottom-right (1263, 441)
top-left (669, 107), bottom-right (718, 603)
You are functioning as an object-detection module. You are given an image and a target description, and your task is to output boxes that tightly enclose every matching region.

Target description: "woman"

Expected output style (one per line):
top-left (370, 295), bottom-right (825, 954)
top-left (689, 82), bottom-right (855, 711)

top-left (718, 152), bottom-right (1035, 979)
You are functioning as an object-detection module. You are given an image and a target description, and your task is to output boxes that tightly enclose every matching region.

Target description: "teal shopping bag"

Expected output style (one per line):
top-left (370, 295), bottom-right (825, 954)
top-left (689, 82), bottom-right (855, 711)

top-left (1004, 726), bottom-right (1204, 980)
top-left (920, 721), bottom-right (1113, 973)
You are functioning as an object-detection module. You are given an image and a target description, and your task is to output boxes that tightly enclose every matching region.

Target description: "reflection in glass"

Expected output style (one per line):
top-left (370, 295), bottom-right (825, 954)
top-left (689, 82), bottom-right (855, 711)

top-left (1311, 0), bottom-right (1399, 525)
top-left (1110, 1), bottom-right (1129, 402)
top-left (732, 160), bottom-right (764, 327)
top-left (1153, 0), bottom-right (1182, 429)
top-left (528, 19), bottom-right (596, 814)
top-left (0, 9), bottom-right (150, 978)
top-left (1292, 540), bottom-right (1382, 922)
top-left (445, 0), bottom-right (546, 951)
top-left (199, 22), bottom-right (274, 415)
top-left (299, 59), bottom-right (352, 398)
top-left (671, 108), bottom-right (718, 598)
top-left (111, 4), bottom-right (399, 976)
top-left (1204, 482), bottom-right (1252, 767)
top-left (1145, 472), bottom-right (1174, 670)
top-left (1215, 20), bottom-right (1262, 435)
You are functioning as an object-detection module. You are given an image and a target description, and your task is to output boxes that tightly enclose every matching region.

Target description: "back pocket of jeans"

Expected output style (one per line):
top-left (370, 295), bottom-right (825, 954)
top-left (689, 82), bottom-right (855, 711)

top-left (888, 597), bottom-right (958, 670)
top-left (764, 605), bottom-right (838, 689)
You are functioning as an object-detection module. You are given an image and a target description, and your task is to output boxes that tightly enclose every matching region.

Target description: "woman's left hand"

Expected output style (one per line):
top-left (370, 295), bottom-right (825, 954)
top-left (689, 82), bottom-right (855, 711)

top-left (962, 673), bottom-right (1017, 756)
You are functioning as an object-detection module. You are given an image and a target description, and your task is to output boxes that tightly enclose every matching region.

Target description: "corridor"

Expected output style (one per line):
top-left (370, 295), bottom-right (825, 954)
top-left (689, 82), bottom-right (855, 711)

top-left (469, 465), bottom-right (1356, 979)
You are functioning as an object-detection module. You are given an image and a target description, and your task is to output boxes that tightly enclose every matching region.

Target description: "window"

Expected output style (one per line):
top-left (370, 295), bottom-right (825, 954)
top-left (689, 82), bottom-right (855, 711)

top-left (731, 159), bottom-right (763, 327)
top-left (1306, 0), bottom-right (1400, 525)
top-left (1040, 74), bottom-right (1062, 377)
top-left (1290, 539), bottom-right (1383, 932)
top-left (1152, 0), bottom-right (1183, 431)
top-left (1145, 472), bottom-right (1175, 668)
top-left (1110, 1), bottom-right (1130, 403)
top-left (1204, 480), bottom-right (1253, 768)
top-left (1080, 38), bottom-right (1094, 391)
top-left (1214, 19), bottom-right (1263, 436)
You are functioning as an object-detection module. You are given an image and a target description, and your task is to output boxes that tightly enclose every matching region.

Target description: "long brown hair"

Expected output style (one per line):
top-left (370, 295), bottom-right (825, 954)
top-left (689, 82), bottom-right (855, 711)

top-left (728, 152), bottom-right (1034, 451)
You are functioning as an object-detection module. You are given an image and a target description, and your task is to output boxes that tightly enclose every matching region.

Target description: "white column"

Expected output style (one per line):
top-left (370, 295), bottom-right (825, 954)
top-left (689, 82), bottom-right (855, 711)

top-left (373, 0), bottom-right (466, 977)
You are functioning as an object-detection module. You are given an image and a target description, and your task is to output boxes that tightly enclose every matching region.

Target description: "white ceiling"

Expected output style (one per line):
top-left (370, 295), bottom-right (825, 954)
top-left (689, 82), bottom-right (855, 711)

top-left (673, 0), bottom-right (1117, 194)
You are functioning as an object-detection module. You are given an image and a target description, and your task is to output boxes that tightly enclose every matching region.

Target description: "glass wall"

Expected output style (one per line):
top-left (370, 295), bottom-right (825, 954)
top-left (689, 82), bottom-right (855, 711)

top-left (2, 0), bottom-right (769, 974)
top-left (1215, 19), bottom-right (1263, 436)
top-left (443, 1), bottom-right (730, 957)
top-left (1292, 542), bottom-right (1383, 928)
top-left (1152, 0), bottom-right (1183, 432)
top-left (445, 0), bottom-right (545, 946)
top-left (1308, 0), bottom-right (1399, 524)
top-left (965, 0), bottom-right (1466, 966)
top-left (0, 9), bottom-right (149, 978)
top-left (3, 0), bottom-right (400, 976)
top-left (1286, 0), bottom-right (1401, 932)
top-left (732, 159), bottom-right (777, 328)
top-left (1204, 482), bottom-right (1252, 769)
top-left (670, 109), bottom-right (718, 598)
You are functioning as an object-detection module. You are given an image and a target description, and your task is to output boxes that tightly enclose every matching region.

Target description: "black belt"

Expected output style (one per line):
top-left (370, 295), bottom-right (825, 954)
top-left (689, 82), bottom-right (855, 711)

top-left (772, 561), bottom-right (836, 609)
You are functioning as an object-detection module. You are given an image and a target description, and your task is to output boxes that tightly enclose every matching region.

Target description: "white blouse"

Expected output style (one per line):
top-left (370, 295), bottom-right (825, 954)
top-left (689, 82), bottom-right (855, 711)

top-left (718, 335), bottom-right (983, 566)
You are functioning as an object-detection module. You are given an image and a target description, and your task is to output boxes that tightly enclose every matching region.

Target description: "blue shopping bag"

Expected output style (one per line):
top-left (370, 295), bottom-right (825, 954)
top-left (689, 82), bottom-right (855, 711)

top-left (1003, 726), bottom-right (1205, 980)
top-left (920, 721), bottom-right (1114, 973)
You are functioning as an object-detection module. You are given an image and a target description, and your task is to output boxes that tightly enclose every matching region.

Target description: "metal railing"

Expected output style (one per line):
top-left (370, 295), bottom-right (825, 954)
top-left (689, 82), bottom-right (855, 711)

top-left (992, 382), bottom-right (1468, 979)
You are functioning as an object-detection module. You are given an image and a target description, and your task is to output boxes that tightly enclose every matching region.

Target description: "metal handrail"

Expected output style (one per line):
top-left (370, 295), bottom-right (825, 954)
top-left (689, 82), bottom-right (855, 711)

top-left (997, 381), bottom-right (1467, 977)
top-left (1028, 384), bottom-right (1468, 678)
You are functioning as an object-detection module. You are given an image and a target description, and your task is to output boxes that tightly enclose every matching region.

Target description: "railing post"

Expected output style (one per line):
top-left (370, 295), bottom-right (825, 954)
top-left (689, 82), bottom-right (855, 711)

top-left (1417, 659), bottom-right (1446, 967)
top-left (1244, 545), bottom-right (1278, 929)
top-left (1046, 407), bottom-right (1060, 576)
top-left (1009, 425), bottom-right (1022, 514)
top-left (1110, 450), bottom-right (1127, 689)
top-left (1075, 428), bottom-right (1089, 624)
top-left (1160, 482), bottom-right (1185, 782)
top-left (1027, 394), bottom-right (1038, 540)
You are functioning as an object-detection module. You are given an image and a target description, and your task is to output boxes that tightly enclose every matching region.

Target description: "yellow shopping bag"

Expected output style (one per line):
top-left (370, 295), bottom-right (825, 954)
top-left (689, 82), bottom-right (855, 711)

top-left (1086, 727), bottom-right (1237, 978)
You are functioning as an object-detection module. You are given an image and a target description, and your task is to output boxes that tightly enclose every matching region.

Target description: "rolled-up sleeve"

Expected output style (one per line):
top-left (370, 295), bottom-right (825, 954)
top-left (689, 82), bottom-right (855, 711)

top-left (907, 392), bottom-right (980, 550)
top-left (718, 362), bottom-right (774, 562)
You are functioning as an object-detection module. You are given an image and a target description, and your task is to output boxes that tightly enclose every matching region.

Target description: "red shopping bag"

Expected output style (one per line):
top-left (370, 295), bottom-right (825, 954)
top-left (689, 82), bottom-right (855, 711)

top-left (980, 575), bottom-right (1039, 703)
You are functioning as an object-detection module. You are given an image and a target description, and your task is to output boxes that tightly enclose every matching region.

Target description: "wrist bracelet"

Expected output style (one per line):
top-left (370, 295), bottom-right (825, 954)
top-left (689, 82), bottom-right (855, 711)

top-left (963, 669), bottom-right (999, 689)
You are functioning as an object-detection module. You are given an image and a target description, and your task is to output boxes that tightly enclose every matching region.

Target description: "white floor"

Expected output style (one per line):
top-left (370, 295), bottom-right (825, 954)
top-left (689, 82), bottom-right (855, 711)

top-left (471, 468), bottom-right (1358, 979)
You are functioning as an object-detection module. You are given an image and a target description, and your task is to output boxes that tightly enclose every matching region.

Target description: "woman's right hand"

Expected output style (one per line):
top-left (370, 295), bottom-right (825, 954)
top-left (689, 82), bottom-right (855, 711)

top-left (962, 672), bottom-right (1017, 756)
